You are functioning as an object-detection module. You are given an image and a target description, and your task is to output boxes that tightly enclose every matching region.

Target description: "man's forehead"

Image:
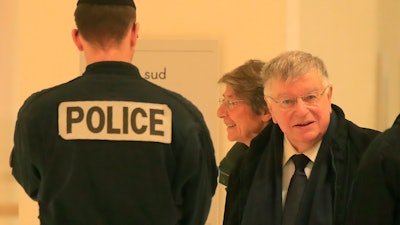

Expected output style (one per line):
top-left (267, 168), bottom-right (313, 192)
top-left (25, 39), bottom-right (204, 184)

top-left (266, 76), bottom-right (324, 95)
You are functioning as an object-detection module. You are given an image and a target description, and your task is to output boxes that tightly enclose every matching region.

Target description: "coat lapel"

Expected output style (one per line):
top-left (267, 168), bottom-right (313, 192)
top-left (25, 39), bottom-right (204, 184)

top-left (241, 125), bottom-right (284, 225)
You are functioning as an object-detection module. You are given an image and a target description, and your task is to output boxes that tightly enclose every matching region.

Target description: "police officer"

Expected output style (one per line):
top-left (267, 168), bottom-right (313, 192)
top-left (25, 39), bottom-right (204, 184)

top-left (10, 0), bottom-right (218, 224)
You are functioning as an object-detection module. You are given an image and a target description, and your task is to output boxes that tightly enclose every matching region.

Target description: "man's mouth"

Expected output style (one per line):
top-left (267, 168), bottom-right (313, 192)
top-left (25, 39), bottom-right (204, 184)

top-left (294, 121), bottom-right (313, 127)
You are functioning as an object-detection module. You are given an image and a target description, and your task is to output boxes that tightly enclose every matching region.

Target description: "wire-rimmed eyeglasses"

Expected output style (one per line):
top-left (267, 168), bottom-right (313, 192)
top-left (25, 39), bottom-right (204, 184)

top-left (218, 98), bottom-right (246, 109)
top-left (266, 86), bottom-right (330, 110)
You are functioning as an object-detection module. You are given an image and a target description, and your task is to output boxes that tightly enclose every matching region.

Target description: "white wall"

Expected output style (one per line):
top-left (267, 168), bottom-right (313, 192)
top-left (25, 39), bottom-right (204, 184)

top-left (377, 0), bottom-right (400, 130)
top-left (1, 1), bottom-right (19, 225)
top-left (287, 0), bottom-right (379, 129)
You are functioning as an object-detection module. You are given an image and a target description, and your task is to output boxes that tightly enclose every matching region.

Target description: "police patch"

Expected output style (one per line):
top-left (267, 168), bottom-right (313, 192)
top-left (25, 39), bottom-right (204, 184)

top-left (58, 101), bottom-right (172, 143)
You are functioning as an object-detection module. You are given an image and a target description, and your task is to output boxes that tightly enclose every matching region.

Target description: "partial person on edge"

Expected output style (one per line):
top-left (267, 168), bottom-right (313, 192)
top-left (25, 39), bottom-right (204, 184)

top-left (347, 113), bottom-right (400, 225)
top-left (9, 0), bottom-right (218, 224)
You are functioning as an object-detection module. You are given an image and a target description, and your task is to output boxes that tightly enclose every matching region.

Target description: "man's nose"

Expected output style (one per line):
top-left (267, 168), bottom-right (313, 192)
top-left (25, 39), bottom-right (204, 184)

top-left (292, 97), bottom-right (309, 113)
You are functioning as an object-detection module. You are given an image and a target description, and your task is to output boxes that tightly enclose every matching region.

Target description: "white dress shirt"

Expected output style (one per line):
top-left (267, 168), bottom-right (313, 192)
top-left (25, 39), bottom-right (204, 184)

top-left (282, 136), bottom-right (321, 206)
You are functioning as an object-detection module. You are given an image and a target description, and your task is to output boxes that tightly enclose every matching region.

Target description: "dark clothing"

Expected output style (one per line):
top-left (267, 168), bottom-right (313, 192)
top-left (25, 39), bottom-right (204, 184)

top-left (10, 61), bottom-right (218, 225)
top-left (346, 114), bottom-right (400, 225)
top-left (223, 104), bottom-right (380, 225)
top-left (219, 142), bottom-right (248, 186)
top-left (223, 123), bottom-right (273, 224)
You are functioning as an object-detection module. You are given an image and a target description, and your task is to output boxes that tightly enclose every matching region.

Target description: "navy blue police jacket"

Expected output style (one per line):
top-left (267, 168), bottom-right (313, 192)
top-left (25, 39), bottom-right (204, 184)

top-left (10, 61), bottom-right (218, 225)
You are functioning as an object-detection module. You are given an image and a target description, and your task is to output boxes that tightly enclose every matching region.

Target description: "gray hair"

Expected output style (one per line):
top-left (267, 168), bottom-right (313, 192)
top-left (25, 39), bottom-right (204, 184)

top-left (262, 51), bottom-right (330, 94)
top-left (218, 59), bottom-right (268, 115)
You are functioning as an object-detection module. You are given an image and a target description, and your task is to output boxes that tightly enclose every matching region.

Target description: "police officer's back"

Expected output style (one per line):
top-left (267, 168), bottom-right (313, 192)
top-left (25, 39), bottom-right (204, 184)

top-left (10, 0), bottom-right (218, 224)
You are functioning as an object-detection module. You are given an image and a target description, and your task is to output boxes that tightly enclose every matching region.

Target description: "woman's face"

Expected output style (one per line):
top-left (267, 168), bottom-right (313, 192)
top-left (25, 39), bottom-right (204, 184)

top-left (217, 85), bottom-right (271, 146)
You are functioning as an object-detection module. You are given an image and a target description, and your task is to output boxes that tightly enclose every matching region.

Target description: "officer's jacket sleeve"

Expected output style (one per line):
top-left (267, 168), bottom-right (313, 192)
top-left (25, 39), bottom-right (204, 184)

top-left (10, 104), bottom-right (42, 201)
top-left (175, 122), bottom-right (218, 225)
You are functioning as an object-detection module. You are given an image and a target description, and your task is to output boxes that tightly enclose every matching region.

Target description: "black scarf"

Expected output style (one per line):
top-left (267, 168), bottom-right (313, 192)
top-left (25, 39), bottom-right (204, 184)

top-left (241, 112), bottom-right (338, 225)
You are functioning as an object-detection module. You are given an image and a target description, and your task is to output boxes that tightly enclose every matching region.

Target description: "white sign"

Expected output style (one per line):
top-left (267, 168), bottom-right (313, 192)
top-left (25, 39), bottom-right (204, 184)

top-left (134, 40), bottom-right (220, 148)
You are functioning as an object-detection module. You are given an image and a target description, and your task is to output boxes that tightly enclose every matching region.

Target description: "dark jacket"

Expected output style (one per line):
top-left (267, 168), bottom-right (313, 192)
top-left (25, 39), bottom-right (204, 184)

top-left (346, 114), bottom-right (400, 225)
top-left (219, 142), bottom-right (249, 186)
top-left (10, 62), bottom-right (218, 225)
top-left (223, 104), bottom-right (380, 225)
top-left (223, 122), bottom-right (273, 224)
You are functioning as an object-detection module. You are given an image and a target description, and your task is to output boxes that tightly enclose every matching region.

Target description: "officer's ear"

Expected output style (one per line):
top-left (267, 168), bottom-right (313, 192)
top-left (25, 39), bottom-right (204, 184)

top-left (130, 23), bottom-right (140, 48)
top-left (72, 29), bottom-right (84, 51)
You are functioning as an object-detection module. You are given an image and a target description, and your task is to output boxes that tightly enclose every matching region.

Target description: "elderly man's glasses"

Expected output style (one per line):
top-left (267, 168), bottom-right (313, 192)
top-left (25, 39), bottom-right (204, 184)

top-left (267, 86), bottom-right (329, 110)
top-left (219, 98), bottom-right (245, 109)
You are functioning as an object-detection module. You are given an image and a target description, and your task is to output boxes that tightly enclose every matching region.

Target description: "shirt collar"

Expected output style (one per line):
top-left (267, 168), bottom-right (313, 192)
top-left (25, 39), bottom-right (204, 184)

top-left (283, 135), bottom-right (321, 166)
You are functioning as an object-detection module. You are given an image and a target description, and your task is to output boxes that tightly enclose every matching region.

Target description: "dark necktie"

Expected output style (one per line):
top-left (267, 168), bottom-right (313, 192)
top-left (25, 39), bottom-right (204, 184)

top-left (282, 154), bottom-right (310, 225)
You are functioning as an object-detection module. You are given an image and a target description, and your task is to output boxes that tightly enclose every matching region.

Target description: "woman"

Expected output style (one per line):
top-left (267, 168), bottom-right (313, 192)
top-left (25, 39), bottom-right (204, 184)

top-left (217, 59), bottom-right (271, 186)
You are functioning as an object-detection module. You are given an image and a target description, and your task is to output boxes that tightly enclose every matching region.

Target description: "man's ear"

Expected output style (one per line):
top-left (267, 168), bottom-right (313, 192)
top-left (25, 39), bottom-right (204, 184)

top-left (327, 85), bottom-right (333, 101)
top-left (130, 23), bottom-right (140, 48)
top-left (72, 29), bottom-right (84, 51)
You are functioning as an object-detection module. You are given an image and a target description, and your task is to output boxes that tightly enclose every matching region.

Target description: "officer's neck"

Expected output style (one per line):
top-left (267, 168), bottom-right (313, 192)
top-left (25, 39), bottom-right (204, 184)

top-left (83, 39), bottom-right (134, 65)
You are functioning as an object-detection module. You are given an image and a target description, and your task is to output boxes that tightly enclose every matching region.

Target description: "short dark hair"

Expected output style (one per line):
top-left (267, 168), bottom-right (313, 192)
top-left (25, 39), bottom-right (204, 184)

top-left (74, 4), bottom-right (136, 47)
